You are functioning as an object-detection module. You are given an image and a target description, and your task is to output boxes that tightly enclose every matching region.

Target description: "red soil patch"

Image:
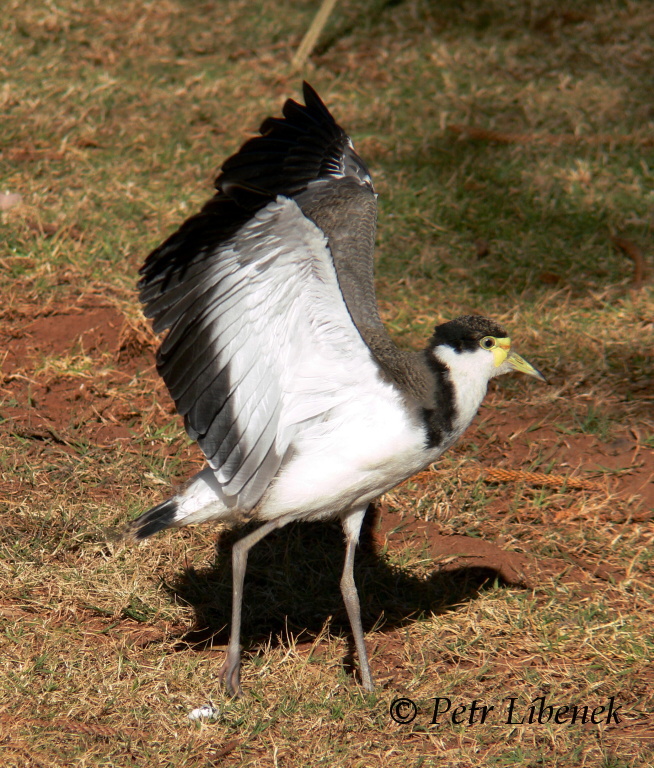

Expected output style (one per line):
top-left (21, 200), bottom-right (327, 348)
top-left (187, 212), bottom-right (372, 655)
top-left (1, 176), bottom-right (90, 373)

top-left (2, 306), bottom-right (121, 367)
top-left (373, 503), bottom-right (626, 589)
top-left (393, 396), bottom-right (652, 523)
top-left (475, 404), bottom-right (652, 512)
top-left (1, 296), bottom-right (167, 448)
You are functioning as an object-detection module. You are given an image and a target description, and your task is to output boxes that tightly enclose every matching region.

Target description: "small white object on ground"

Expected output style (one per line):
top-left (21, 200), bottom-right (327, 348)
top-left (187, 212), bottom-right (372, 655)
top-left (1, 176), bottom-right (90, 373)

top-left (188, 705), bottom-right (219, 721)
top-left (0, 192), bottom-right (22, 211)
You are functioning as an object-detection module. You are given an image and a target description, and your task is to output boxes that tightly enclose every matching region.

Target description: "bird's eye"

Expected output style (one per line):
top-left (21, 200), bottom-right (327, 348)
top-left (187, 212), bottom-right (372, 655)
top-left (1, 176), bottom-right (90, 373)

top-left (480, 336), bottom-right (495, 350)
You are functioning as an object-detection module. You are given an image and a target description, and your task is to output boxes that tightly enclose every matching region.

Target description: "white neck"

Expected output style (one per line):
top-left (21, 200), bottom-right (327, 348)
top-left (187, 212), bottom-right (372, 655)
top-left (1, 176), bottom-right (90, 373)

top-left (432, 345), bottom-right (495, 435)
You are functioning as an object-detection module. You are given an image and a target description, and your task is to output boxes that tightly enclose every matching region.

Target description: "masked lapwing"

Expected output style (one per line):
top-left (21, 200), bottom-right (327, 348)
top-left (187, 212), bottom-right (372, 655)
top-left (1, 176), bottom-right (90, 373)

top-left (130, 82), bottom-right (545, 695)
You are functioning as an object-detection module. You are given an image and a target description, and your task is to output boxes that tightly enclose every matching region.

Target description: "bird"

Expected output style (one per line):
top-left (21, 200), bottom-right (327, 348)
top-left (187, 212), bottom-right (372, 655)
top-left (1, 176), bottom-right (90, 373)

top-left (128, 82), bottom-right (546, 696)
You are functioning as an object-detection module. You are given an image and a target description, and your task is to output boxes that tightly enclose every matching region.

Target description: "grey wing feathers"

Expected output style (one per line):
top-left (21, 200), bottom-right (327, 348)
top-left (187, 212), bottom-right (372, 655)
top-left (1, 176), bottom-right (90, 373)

top-left (152, 197), bottom-right (371, 510)
top-left (295, 178), bottom-right (382, 336)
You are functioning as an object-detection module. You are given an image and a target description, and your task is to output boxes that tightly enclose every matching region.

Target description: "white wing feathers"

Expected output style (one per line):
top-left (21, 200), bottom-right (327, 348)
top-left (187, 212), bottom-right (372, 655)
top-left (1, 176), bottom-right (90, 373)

top-left (158, 195), bottom-right (378, 511)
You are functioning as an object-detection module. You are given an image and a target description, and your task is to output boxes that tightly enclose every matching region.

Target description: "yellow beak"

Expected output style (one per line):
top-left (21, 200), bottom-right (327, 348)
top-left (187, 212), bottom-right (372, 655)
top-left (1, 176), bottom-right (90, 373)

top-left (507, 351), bottom-right (548, 383)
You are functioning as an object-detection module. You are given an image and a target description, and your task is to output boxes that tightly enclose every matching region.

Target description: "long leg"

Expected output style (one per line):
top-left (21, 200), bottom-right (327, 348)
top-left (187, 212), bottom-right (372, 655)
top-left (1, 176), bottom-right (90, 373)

top-left (220, 516), bottom-right (291, 696)
top-left (340, 505), bottom-right (373, 691)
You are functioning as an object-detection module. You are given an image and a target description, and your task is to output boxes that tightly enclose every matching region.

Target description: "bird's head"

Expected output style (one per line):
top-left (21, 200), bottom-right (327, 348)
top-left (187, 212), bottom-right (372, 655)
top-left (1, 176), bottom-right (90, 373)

top-left (429, 315), bottom-right (547, 385)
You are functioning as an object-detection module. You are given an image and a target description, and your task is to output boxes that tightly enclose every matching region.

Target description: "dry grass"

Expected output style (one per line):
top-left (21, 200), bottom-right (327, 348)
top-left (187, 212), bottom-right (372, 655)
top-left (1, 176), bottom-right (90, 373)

top-left (1, 0), bottom-right (653, 765)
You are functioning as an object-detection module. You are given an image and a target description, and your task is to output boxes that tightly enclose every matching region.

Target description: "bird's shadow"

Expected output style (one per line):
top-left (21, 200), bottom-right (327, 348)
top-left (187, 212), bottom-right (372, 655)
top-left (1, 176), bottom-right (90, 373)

top-left (165, 504), bottom-right (511, 675)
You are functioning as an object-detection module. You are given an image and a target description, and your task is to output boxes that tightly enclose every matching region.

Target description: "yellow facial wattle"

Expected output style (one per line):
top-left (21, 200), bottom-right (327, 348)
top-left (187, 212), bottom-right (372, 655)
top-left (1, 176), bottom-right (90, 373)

top-left (491, 337), bottom-right (511, 368)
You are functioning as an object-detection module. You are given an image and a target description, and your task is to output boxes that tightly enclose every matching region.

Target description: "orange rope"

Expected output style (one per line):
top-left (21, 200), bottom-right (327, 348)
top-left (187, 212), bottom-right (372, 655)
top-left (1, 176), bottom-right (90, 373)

top-left (479, 467), bottom-right (604, 492)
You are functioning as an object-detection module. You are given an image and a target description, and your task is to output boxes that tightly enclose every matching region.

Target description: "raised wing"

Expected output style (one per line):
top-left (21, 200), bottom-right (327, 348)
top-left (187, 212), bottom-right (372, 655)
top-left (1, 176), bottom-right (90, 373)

top-left (139, 82), bottom-right (373, 303)
top-left (146, 195), bottom-right (380, 509)
top-left (138, 84), bottom-right (386, 510)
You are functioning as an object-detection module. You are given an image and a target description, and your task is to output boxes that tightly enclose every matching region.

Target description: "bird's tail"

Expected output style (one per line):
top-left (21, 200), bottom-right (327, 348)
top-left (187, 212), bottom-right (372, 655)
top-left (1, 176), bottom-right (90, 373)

top-left (123, 467), bottom-right (240, 541)
top-left (124, 497), bottom-right (181, 541)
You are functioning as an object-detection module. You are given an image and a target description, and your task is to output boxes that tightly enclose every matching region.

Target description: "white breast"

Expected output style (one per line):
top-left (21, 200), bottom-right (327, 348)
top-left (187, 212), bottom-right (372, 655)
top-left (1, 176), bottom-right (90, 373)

top-left (259, 373), bottom-right (431, 522)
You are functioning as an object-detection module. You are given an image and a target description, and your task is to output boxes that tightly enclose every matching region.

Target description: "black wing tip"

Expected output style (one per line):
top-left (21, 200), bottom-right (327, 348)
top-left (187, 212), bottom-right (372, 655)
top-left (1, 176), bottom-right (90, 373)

top-left (138, 82), bottom-right (369, 314)
top-left (301, 81), bottom-right (333, 118)
top-left (279, 81), bottom-right (335, 122)
top-left (302, 80), bottom-right (319, 102)
top-left (216, 82), bottom-right (347, 193)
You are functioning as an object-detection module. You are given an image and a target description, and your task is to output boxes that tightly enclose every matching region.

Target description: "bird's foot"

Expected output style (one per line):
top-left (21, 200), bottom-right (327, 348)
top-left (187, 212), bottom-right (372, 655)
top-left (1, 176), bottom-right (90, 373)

top-left (219, 651), bottom-right (243, 697)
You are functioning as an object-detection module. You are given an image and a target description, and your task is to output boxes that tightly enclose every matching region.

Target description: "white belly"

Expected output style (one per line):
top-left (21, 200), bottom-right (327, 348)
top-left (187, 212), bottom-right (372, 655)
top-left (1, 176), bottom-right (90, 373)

top-left (259, 387), bottom-right (443, 522)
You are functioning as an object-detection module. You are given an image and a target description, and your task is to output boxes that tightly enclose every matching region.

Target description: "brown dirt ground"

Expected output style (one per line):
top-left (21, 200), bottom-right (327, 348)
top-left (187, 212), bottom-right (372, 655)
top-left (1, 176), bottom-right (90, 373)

top-left (1, 297), bottom-right (160, 445)
top-left (1, 294), bottom-right (651, 575)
